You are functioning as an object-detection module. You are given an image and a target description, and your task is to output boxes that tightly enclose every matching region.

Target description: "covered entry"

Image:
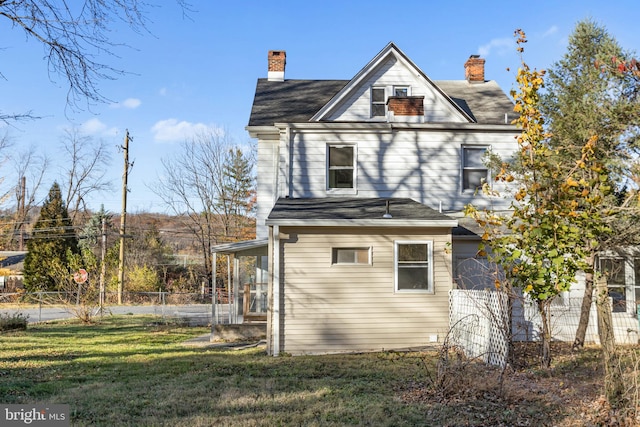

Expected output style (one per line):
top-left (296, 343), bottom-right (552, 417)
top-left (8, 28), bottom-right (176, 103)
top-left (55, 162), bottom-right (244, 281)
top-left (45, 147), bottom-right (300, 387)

top-left (210, 239), bottom-right (268, 328)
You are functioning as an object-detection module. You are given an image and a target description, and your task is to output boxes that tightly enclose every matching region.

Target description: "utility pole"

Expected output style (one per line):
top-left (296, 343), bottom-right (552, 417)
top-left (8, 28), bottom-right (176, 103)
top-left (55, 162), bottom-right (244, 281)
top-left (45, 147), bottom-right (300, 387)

top-left (17, 176), bottom-right (26, 251)
top-left (117, 130), bottom-right (130, 305)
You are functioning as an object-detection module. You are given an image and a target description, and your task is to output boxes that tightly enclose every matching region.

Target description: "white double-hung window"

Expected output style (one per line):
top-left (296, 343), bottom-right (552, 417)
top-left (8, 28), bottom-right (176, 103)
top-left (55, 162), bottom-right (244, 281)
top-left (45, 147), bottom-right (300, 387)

top-left (462, 146), bottom-right (489, 191)
top-left (394, 241), bottom-right (433, 293)
top-left (327, 144), bottom-right (356, 192)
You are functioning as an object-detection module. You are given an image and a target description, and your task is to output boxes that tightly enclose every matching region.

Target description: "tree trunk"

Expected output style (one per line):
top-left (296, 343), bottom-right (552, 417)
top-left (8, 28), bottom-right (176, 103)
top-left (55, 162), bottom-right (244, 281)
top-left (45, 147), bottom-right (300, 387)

top-left (573, 254), bottom-right (595, 349)
top-left (538, 300), bottom-right (552, 368)
top-left (595, 277), bottom-right (625, 406)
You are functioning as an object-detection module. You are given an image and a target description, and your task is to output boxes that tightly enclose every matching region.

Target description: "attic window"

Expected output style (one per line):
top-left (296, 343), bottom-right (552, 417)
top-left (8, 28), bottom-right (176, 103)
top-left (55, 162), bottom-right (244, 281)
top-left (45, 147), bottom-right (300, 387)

top-left (371, 87), bottom-right (386, 117)
top-left (394, 86), bottom-right (409, 97)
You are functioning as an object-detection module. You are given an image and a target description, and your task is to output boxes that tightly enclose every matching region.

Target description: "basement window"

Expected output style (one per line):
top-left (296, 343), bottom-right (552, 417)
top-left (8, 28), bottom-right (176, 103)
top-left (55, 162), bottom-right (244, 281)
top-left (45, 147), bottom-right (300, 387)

top-left (332, 248), bottom-right (371, 265)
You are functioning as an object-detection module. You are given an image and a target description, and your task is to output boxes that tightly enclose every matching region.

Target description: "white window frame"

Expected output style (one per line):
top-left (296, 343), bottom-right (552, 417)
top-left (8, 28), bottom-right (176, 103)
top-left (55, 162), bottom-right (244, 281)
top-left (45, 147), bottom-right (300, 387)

top-left (392, 86), bottom-right (410, 97)
top-left (331, 247), bottom-right (371, 265)
top-left (394, 240), bottom-right (434, 293)
top-left (599, 257), bottom-right (628, 313)
top-left (461, 145), bottom-right (490, 192)
top-left (371, 87), bottom-right (386, 117)
top-left (326, 144), bottom-right (357, 194)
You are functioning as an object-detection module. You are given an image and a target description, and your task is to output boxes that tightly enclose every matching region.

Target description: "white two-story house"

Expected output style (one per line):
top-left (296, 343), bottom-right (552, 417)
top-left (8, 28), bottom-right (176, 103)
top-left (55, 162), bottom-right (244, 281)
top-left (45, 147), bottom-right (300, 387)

top-left (212, 42), bottom-right (520, 356)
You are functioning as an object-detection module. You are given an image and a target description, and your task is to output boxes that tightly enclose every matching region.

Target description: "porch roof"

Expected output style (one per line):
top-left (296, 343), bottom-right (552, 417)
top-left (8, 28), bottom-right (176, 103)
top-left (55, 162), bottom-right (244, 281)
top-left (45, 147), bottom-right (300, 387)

top-left (265, 197), bottom-right (458, 228)
top-left (211, 238), bottom-right (268, 255)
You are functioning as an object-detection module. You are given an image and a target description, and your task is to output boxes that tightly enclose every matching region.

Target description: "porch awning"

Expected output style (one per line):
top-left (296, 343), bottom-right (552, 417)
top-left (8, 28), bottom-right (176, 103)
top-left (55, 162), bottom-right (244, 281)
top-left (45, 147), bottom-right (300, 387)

top-left (211, 238), bottom-right (268, 256)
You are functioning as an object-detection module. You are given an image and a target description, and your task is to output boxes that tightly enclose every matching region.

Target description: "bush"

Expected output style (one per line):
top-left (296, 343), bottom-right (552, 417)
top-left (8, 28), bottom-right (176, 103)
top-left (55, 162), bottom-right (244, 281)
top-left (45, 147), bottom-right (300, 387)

top-left (0, 312), bottom-right (29, 332)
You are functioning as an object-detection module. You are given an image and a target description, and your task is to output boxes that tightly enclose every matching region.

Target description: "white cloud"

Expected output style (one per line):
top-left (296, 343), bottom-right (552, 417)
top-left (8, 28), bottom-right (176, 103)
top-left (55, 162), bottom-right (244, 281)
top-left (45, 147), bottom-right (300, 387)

top-left (542, 26), bottom-right (558, 38)
top-left (151, 119), bottom-right (222, 143)
top-left (74, 118), bottom-right (119, 137)
top-left (80, 118), bottom-right (108, 134)
top-left (478, 37), bottom-right (514, 57)
top-left (159, 87), bottom-right (167, 96)
top-left (110, 98), bottom-right (141, 109)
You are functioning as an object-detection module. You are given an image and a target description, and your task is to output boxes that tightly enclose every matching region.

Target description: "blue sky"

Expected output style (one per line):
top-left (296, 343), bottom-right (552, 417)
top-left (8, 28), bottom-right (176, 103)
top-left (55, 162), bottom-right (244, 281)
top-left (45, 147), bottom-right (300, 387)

top-left (1, 0), bottom-right (639, 214)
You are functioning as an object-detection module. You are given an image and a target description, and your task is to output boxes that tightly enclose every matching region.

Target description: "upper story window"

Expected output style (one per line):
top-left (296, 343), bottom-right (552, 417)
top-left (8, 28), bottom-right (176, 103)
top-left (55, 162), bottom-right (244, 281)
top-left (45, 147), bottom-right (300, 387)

top-left (462, 146), bottom-right (489, 191)
top-left (394, 241), bottom-right (433, 293)
top-left (327, 144), bottom-right (356, 191)
top-left (371, 87), bottom-right (386, 117)
top-left (393, 86), bottom-right (409, 97)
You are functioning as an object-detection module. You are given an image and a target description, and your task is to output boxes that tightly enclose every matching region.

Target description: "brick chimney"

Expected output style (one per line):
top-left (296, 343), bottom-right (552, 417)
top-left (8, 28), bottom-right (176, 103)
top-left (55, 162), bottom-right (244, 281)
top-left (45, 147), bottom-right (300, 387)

top-left (268, 50), bottom-right (286, 81)
top-left (464, 55), bottom-right (485, 83)
top-left (387, 96), bottom-right (425, 116)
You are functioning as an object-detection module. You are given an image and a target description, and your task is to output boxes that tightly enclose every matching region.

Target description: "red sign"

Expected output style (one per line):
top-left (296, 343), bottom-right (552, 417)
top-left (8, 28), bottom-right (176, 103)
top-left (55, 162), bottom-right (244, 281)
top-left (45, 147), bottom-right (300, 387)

top-left (73, 269), bottom-right (88, 284)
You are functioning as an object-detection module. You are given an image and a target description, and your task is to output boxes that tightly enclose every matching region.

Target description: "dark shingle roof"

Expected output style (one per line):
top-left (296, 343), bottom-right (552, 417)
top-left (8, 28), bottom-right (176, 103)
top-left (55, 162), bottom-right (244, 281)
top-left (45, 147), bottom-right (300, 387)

top-left (248, 79), bottom-right (348, 127)
top-left (248, 78), bottom-right (515, 127)
top-left (266, 197), bottom-right (454, 223)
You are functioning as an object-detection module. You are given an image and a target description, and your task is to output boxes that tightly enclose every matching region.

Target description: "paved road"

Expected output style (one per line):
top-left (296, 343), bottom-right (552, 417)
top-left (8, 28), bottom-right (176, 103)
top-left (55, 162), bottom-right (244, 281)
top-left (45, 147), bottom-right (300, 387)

top-left (0, 304), bottom-right (221, 323)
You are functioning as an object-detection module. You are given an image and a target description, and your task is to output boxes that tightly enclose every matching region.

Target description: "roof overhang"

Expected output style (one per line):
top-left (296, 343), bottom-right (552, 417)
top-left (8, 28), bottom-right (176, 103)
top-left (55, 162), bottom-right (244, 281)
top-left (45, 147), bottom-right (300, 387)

top-left (211, 238), bottom-right (268, 255)
top-left (265, 219), bottom-right (457, 227)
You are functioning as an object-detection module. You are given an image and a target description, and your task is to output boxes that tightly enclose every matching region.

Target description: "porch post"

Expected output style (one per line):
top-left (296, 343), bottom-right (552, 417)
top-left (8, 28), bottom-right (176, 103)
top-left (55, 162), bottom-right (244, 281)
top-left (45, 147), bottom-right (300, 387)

top-left (211, 251), bottom-right (218, 340)
top-left (233, 254), bottom-right (240, 324)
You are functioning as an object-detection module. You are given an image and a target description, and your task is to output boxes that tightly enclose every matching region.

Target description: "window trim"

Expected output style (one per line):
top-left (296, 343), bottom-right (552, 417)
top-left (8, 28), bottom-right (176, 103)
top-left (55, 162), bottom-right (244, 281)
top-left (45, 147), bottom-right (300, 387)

top-left (461, 145), bottom-right (490, 192)
top-left (331, 247), bottom-right (372, 265)
top-left (394, 240), bottom-right (434, 293)
top-left (326, 143), bottom-right (357, 194)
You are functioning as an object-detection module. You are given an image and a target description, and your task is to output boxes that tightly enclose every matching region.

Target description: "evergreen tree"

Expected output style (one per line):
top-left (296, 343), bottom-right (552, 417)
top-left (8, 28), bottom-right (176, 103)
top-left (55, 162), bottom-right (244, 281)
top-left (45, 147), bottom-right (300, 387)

top-left (540, 19), bottom-right (640, 350)
top-left (23, 182), bottom-right (79, 291)
top-left (217, 147), bottom-right (255, 239)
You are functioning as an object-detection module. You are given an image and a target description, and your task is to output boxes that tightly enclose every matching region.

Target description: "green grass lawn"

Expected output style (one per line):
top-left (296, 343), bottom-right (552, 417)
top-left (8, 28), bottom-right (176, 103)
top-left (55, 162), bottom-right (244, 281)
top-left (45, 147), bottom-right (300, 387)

top-left (0, 315), bottom-right (635, 426)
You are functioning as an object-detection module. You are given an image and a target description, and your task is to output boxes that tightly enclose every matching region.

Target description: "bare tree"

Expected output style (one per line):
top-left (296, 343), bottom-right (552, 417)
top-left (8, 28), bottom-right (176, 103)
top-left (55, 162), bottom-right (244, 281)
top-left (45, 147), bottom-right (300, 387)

top-left (149, 130), bottom-right (255, 290)
top-left (0, 0), bottom-right (189, 118)
top-left (7, 145), bottom-right (50, 249)
top-left (58, 127), bottom-right (113, 221)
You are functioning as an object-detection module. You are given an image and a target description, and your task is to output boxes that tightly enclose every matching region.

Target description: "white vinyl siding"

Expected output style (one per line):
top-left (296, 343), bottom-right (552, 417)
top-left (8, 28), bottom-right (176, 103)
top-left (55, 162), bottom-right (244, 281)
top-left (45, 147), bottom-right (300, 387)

top-left (283, 130), bottom-right (516, 212)
top-left (326, 57), bottom-right (466, 123)
top-left (278, 227), bottom-right (452, 355)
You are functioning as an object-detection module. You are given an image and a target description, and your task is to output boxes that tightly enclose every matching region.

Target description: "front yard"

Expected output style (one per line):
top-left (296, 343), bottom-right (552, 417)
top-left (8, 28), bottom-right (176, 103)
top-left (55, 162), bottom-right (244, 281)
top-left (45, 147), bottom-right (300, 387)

top-left (0, 315), bottom-right (637, 426)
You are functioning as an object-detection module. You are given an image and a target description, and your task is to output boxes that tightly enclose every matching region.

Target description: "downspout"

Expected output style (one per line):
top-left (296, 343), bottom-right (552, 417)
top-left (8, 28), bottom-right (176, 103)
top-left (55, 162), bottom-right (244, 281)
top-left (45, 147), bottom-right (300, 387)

top-left (286, 125), bottom-right (293, 199)
top-left (272, 225), bottom-right (281, 356)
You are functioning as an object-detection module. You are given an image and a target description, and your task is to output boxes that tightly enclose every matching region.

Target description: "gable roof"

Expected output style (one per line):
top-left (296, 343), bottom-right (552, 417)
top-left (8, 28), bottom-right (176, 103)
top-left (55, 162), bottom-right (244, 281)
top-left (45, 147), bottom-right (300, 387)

top-left (311, 42), bottom-right (473, 123)
top-left (266, 197), bottom-right (457, 228)
top-left (248, 43), bottom-right (516, 128)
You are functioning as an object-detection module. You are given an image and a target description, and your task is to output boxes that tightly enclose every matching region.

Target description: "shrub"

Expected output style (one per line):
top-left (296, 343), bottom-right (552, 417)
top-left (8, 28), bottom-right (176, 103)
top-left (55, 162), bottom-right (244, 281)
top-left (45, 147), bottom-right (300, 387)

top-left (0, 312), bottom-right (29, 332)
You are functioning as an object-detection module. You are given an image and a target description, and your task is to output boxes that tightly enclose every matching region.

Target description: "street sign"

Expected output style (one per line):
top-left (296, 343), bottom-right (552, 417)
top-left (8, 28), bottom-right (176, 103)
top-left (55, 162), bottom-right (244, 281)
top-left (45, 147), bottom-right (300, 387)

top-left (73, 269), bottom-right (88, 284)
